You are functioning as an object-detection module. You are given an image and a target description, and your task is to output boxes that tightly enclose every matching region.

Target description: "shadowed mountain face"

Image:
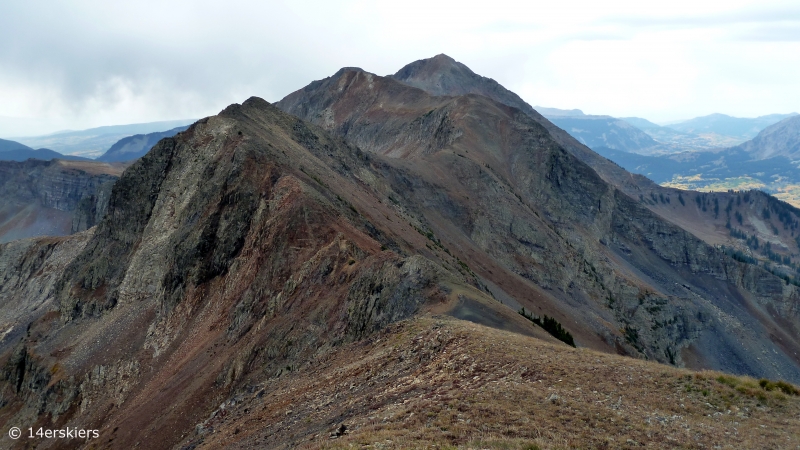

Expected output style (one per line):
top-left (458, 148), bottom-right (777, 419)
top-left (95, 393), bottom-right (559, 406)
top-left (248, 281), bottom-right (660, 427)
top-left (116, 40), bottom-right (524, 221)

top-left (97, 126), bottom-right (190, 162)
top-left (0, 159), bottom-right (122, 243)
top-left (276, 66), bottom-right (800, 382)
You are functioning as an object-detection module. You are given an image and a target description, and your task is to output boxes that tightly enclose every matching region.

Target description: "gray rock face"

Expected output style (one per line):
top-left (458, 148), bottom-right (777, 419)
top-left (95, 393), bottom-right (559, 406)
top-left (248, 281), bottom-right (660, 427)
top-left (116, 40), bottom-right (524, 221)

top-left (0, 159), bottom-right (120, 242)
top-left (0, 232), bottom-right (93, 354)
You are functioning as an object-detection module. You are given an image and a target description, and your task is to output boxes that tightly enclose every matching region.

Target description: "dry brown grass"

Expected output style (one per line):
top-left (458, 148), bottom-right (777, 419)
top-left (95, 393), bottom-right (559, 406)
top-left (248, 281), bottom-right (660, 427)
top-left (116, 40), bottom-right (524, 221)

top-left (184, 316), bottom-right (800, 449)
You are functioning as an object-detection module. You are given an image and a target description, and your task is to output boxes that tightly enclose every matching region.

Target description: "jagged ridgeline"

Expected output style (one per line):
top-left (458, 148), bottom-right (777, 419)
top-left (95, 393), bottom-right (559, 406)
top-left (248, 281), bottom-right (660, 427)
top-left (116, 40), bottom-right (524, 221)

top-left (0, 97), bottom-right (530, 448)
top-left (0, 55), bottom-right (799, 448)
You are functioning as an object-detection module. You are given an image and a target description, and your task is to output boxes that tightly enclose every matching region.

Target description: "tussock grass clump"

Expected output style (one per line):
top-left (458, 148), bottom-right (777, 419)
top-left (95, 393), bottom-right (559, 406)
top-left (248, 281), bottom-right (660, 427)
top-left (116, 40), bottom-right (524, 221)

top-left (715, 374), bottom-right (800, 398)
top-left (760, 378), bottom-right (800, 396)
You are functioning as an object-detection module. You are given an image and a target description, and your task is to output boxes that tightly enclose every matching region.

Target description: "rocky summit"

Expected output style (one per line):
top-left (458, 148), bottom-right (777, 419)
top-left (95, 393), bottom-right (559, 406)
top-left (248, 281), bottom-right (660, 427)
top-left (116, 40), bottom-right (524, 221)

top-left (0, 56), bottom-right (799, 449)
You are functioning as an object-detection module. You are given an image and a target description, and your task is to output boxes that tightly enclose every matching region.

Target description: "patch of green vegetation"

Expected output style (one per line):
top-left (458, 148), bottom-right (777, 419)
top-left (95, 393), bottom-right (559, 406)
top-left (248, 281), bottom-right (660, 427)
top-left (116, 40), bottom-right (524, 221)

top-left (715, 374), bottom-right (800, 397)
top-left (519, 308), bottom-right (576, 347)
top-left (622, 325), bottom-right (643, 353)
top-left (760, 378), bottom-right (800, 395)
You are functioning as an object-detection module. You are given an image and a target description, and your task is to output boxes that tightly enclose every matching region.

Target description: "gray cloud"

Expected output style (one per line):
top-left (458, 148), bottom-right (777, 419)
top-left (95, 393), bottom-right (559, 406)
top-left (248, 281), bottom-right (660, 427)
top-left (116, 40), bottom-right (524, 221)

top-left (0, 1), bottom-right (371, 134)
top-left (0, 0), bottom-right (798, 136)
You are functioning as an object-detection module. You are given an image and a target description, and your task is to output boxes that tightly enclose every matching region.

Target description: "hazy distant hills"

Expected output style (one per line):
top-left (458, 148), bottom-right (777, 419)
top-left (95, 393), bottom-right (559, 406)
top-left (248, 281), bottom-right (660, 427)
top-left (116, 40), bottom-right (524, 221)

top-left (535, 107), bottom-right (700, 154)
top-left (619, 116), bottom-right (661, 129)
top-left (597, 115), bottom-right (800, 206)
top-left (0, 137), bottom-right (90, 162)
top-left (1, 123), bottom-right (191, 163)
top-left (544, 115), bottom-right (661, 153)
top-left (0, 138), bottom-right (30, 153)
top-left (736, 115), bottom-right (800, 160)
top-left (0, 148), bottom-right (90, 162)
top-left (539, 109), bottom-right (798, 153)
top-left (11, 119), bottom-right (195, 158)
top-left (528, 107), bottom-right (661, 154)
top-left (533, 106), bottom-right (586, 117)
top-left (667, 113), bottom-right (797, 140)
top-left (96, 126), bottom-right (189, 162)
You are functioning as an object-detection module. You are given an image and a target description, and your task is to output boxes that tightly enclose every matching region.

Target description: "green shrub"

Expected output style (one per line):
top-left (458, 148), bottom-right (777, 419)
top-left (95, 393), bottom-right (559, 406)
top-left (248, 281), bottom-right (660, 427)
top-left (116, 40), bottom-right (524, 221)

top-left (518, 308), bottom-right (576, 347)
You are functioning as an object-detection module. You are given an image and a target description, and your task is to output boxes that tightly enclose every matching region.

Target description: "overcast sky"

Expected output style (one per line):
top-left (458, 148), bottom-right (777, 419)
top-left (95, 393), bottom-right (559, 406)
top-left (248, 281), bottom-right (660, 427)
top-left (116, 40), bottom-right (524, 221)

top-left (1, 0), bottom-right (798, 137)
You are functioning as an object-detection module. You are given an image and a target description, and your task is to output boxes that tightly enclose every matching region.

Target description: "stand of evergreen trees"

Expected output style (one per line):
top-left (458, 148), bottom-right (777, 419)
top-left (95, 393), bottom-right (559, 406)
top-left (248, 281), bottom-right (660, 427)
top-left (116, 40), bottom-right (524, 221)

top-left (518, 308), bottom-right (576, 347)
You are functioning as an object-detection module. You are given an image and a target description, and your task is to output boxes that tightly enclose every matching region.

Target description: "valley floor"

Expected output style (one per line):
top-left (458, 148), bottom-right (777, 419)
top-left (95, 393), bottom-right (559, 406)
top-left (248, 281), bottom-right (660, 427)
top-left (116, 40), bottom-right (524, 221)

top-left (180, 316), bottom-right (800, 450)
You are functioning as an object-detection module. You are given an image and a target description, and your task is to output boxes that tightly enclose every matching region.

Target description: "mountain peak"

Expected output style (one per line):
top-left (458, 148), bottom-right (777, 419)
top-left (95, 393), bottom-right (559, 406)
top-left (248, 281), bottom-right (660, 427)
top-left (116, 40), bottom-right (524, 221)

top-left (426, 53), bottom-right (457, 64)
top-left (737, 114), bottom-right (800, 159)
top-left (390, 55), bottom-right (481, 96)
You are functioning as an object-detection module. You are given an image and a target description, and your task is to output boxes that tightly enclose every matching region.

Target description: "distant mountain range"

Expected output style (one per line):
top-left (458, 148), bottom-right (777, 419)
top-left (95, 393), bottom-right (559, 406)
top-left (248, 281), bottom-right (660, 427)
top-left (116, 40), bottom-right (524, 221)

top-left (0, 137), bottom-right (90, 162)
top-left (544, 114), bottom-right (662, 154)
top-left (96, 126), bottom-right (190, 162)
top-left (667, 113), bottom-right (797, 140)
top-left (737, 114), bottom-right (800, 160)
top-left (9, 119), bottom-right (195, 158)
top-left (1, 124), bottom-right (190, 163)
top-left (595, 115), bottom-right (800, 206)
top-left (537, 108), bottom-right (798, 154)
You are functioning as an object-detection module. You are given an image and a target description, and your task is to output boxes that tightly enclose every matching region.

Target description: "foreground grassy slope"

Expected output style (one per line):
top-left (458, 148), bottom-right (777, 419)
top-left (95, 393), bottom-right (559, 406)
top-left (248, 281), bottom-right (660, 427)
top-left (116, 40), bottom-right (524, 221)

top-left (183, 316), bottom-right (800, 449)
